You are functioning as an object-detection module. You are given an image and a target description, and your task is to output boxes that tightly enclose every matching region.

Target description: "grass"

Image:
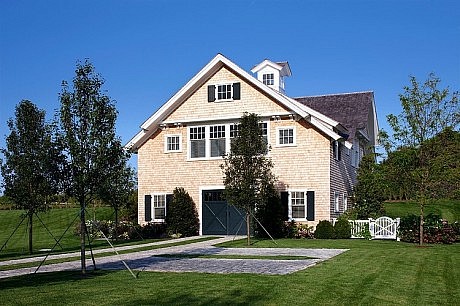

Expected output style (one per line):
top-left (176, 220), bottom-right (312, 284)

top-left (0, 207), bottom-right (154, 260)
top-left (0, 239), bottom-right (458, 305)
top-left (384, 199), bottom-right (460, 222)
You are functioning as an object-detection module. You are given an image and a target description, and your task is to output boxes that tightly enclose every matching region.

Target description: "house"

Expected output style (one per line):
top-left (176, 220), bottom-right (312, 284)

top-left (127, 54), bottom-right (378, 235)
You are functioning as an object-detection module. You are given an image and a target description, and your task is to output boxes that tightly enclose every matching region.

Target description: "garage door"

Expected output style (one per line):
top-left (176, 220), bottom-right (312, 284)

top-left (202, 190), bottom-right (247, 235)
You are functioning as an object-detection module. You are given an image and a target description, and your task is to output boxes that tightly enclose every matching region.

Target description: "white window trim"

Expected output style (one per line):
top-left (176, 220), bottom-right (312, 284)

top-left (288, 190), bottom-right (308, 221)
top-left (276, 126), bottom-right (296, 147)
top-left (188, 121), bottom-right (270, 161)
top-left (334, 191), bottom-right (340, 213)
top-left (214, 82), bottom-right (236, 102)
top-left (164, 134), bottom-right (182, 153)
top-left (152, 193), bottom-right (167, 222)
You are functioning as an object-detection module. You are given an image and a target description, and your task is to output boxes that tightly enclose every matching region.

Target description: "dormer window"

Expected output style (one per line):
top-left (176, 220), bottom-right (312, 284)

top-left (208, 82), bottom-right (241, 102)
top-left (263, 73), bottom-right (274, 86)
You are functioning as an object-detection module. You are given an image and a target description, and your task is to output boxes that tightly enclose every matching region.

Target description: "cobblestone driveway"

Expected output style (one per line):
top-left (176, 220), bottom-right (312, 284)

top-left (0, 236), bottom-right (348, 278)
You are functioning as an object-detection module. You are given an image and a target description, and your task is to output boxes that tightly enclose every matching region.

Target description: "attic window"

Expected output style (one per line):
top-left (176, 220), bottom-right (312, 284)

top-left (208, 83), bottom-right (241, 102)
top-left (263, 73), bottom-right (274, 86)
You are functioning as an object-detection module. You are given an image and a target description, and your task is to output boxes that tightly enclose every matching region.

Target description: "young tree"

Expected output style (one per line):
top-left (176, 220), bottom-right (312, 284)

top-left (98, 144), bottom-right (136, 241)
top-left (382, 73), bottom-right (459, 245)
top-left (1, 100), bottom-right (62, 254)
top-left (221, 113), bottom-right (277, 245)
top-left (385, 73), bottom-right (459, 150)
top-left (59, 60), bottom-right (123, 273)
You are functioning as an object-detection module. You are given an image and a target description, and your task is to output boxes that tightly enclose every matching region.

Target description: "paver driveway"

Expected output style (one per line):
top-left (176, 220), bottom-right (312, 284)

top-left (0, 236), bottom-right (348, 278)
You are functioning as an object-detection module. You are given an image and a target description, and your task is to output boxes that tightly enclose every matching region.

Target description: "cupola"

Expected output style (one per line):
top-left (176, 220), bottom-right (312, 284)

top-left (251, 59), bottom-right (292, 94)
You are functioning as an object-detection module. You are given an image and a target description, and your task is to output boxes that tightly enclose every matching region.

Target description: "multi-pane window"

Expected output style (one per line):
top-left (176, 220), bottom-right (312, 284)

top-left (263, 73), bottom-right (274, 86)
top-left (153, 194), bottom-right (166, 221)
top-left (210, 125), bottom-right (226, 157)
top-left (334, 192), bottom-right (340, 212)
top-left (230, 124), bottom-right (240, 138)
top-left (217, 84), bottom-right (232, 100)
top-left (165, 135), bottom-right (181, 152)
top-left (343, 194), bottom-right (348, 211)
top-left (259, 122), bottom-right (268, 145)
top-left (278, 127), bottom-right (295, 145)
top-left (291, 191), bottom-right (306, 219)
top-left (190, 126), bottom-right (206, 158)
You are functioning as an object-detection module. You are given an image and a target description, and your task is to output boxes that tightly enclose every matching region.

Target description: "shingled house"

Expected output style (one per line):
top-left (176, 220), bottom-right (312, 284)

top-left (127, 54), bottom-right (378, 235)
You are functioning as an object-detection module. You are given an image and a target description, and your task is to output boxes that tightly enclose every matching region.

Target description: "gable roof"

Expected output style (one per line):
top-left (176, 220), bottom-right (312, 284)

top-left (294, 91), bottom-right (378, 144)
top-left (126, 54), bottom-right (347, 152)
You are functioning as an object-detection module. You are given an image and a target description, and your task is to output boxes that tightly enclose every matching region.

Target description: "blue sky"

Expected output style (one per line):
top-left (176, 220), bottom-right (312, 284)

top-left (1, 0), bottom-right (459, 170)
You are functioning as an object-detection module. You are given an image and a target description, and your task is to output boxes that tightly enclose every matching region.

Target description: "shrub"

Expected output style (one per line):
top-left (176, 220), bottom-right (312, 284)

top-left (333, 217), bottom-right (351, 239)
top-left (139, 222), bottom-right (167, 239)
top-left (399, 213), bottom-right (457, 244)
top-left (255, 190), bottom-right (285, 238)
top-left (314, 220), bottom-right (334, 239)
top-left (165, 187), bottom-right (199, 237)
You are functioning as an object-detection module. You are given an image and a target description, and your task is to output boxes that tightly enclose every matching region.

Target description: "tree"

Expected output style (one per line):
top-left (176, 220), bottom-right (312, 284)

top-left (384, 73), bottom-right (459, 150)
top-left (59, 60), bottom-right (123, 273)
top-left (382, 73), bottom-right (459, 245)
top-left (165, 187), bottom-right (199, 237)
top-left (1, 100), bottom-right (63, 254)
top-left (221, 113), bottom-right (277, 245)
top-left (352, 153), bottom-right (385, 219)
top-left (99, 145), bottom-right (136, 241)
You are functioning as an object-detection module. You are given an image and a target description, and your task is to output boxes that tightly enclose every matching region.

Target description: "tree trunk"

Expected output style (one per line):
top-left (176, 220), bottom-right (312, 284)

top-left (80, 198), bottom-right (86, 274)
top-left (115, 207), bottom-right (119, 242)
top-left (246, 212), bottom-right (250, 246)
top-left (419, 201), bottom-right (424, 246)
top-left (28, 212), bottom-right (33, 255)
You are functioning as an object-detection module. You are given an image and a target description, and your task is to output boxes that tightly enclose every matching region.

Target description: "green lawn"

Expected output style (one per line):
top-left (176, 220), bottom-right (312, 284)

top-left (384, 199), bottom-right (460, 222)
top-left (0, 207), bottom-right (129, 259)
top-left (0, 239), bottom-right (458, 305)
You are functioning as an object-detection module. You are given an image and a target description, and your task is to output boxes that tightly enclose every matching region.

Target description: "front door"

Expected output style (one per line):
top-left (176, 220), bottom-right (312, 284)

top-left (202, 190), bottom-right (246, 235)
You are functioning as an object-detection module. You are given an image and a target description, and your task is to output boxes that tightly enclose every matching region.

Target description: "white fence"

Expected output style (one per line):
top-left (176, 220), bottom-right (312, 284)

top-left (334, 216), bottom-right (400, 240)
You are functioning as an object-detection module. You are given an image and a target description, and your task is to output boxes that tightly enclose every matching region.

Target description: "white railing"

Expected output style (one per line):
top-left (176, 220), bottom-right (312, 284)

top-left (333, 216), bottom-right (400, 240)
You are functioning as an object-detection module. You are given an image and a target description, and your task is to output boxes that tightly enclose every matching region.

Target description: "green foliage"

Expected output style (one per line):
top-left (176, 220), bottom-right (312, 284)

top-left (352, 153), bottom-right (385, 218)
top-left (384, 73), bottom-right (459, 150)
top-left (333, 217), bottom-right (351, 239)
top-left (314, 220), bottom-right (334, 239)
top-left (221, 113), bottom-right (277, 244)
top-left (399, 213), bottom-right (457, 244)
top-left (254, 185), bottom-right (285, 238)
top-left (165, 187), bottom-right (199, 237)
top-left (283, 221), bottom-right (315, 239)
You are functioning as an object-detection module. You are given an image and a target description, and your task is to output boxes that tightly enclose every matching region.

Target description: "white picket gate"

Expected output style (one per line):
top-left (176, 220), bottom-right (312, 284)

top-left (334, 216), bottom-right (400, 240)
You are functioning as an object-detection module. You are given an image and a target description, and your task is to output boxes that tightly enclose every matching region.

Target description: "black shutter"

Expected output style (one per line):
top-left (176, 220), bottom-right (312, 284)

top-left (165, 194), bottom-right (173, 217)
top-left (144, 195), bottom-right (152, 222)
top-left (307, 191), bottom-right (315, 221)
top-left (208, 85), bottom-right (216, 102)
top-left (280, 191), bottom-right (289, 221)
top-left (338, 142), bottom-right (342, 161)
top-left (232, 82), bottom-right (241, 100)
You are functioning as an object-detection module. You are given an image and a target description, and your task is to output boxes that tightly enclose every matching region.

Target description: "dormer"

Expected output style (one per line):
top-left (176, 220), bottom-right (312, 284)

top-left (251, 59), bottom-right (292, 94)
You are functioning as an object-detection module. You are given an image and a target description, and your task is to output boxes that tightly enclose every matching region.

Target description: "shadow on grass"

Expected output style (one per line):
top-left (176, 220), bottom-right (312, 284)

top-left (0, 270), bottom-right (113, 290)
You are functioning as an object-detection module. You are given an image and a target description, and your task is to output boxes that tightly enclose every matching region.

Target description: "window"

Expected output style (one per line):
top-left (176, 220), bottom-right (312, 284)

top-left (334, 192), bottom-right (340, 212)
top-left (207, 82), bottom-right (241, 102)
top-left (343, 194), bottom-right (348, 211)
top-left (259, 122), bottom-right (268, 145)
top-left (217, 84), bottom-right (232, 100)
top-left (165, 135), bottom-right (181, 152)
top-left (210, 125), bottom-right (226, 157)
top-left (263, 73), bottom-right (274, 85)
top-left (230, 124), bottom-right (240, 138)
top-left (333, 141), bottom-right (342, 160)
top-left (152, 194), bottom-right (166, 221)
top-left (190, 126), bottom-right (206, 158)
top-left (277, 127), bottom-right (295, 146)
top-left (291, 191), bottom-right (306, 219)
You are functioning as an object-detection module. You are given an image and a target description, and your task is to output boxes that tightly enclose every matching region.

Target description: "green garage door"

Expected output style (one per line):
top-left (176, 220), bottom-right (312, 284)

top-left (202, 190), bottom-right (247, 235)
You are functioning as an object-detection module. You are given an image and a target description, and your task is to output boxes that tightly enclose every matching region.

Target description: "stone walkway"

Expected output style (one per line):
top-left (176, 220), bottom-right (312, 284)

top-left (0, 236), bottom-right (348, 279)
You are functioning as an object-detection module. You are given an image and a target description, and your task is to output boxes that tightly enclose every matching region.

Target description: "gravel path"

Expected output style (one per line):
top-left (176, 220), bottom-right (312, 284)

top-left (0, 236), bottom-right (348, 278)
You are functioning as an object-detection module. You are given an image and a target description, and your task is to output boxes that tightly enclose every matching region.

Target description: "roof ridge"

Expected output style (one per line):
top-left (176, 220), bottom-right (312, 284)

top-left (294, 90), bottom-right (373, 99)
